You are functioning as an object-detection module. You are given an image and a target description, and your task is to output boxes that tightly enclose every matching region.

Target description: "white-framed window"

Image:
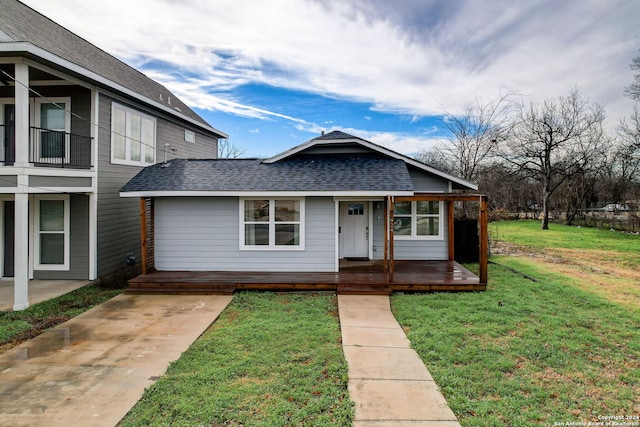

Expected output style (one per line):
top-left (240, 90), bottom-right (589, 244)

top-left (34, 195), bottom-right (70, 270)
top-left (240, 198), bottom-right (305, 250)
top-left (34, 97), bottom-right (71, 161)
top-left (393, 200), bottom-right (443, 240)
top-left (184, 129), bottom-right (195, 143)
top-left (111, 102), bottom-right (156, 166)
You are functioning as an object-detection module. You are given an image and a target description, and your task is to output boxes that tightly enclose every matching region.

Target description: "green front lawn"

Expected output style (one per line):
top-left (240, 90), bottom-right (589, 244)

top-left (5, 220), bottom-right (638, 426)
top-left (491, 220), bottom-right (640, 267)
top-left (119, 292), bottom-right (353, 426)
top-left (392, 221), bottom-right (640, 426)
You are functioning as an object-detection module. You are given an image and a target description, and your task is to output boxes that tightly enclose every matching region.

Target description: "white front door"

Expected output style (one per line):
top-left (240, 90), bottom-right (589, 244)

top-left (339, 202), bottom-right (369, 258)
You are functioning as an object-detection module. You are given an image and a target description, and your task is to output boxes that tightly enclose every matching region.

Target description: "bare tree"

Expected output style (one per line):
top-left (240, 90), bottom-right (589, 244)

top-left (625, 52), bottom-right (640, 101)
top-left (218, 139), bottom-right (247, 159)
top-left (414, 148), bottom-right (454, 174)
top-left (618, 105), bottom-right (640, 150)
top-left (607, 109), bottom-right (640, 204)
top-left (438, 91), bottom-right (517, 182)
top-left (499, 88), bottom-right (607, 229)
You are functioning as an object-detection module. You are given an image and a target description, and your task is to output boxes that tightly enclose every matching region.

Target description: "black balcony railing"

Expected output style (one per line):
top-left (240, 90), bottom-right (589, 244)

top-left (0, 125), bottom-right (92, 168)
top-left (1, 124), bottom-right (16, 165)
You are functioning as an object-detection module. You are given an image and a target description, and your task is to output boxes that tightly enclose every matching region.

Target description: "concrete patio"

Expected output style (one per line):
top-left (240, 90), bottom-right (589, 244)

top-left (0, 294), bottom-right (233, 427)
top-left (0, 279), bottom-right (91, 312)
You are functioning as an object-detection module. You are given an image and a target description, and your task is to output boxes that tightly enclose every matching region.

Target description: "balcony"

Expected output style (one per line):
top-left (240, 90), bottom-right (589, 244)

top-left (0, 125), bottom-right (92, 169)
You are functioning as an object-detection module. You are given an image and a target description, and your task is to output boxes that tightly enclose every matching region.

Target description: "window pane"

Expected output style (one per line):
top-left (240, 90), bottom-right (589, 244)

top-left (348, 204), bottom-right (364, 216)
top-left (40, 200), bottom-right (64, 231)
top-left (142, 118), bottom-right (155, 163)
top-left (41, 130), bottom-right (64, 158)
top-left (275, 200), bottom-right (299, 222)
top-left (394, 202), bottom-right (411, 215)
top-left (130, 115), bottom-right (141, 161)
top-left (393, 217), bottom-right (412, 235)
top-left (275, 224), bottom-right (299, 245)
top-left (417, 217), bottom-right (439, 235)
top-left (113, 134), bottom-right (126, 159)
top-left (41, 103), bottom-right (65, 130)
top-left (417, 201), bottom-right (439, 215)
top-left (245, 224), bottom-right (269, 245)
top-left (40, 234), bottom-right (64, 264)
top-left (113, 108), bottom-right (126, 160)
top-left (244, 200), bottom-right (269, 221)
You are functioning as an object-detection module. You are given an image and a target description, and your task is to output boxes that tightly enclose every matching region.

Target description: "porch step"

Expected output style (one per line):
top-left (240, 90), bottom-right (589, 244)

top-left (125, 280), bottom-right (236, 295)
top-left (337, 285), bottom-right (392, 295)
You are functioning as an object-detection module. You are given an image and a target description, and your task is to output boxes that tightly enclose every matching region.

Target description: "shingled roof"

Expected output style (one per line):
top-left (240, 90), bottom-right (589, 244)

top-left (120, 154), bottom-right (415, 194)
top-left (0, 0), bottom-right (226, 137)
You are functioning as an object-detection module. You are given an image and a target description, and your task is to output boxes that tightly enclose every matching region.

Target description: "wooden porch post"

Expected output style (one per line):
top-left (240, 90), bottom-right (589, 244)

top-left (140, 198), bottom-right (148, 275)
top-left (384, 196), bottom-right (389, 272)
top-left (479, 196), bottom-right (488, 284)
top-left (448, 200), bottom-right (455, 261)
top-left (389, 196), bottom-right (395, 282)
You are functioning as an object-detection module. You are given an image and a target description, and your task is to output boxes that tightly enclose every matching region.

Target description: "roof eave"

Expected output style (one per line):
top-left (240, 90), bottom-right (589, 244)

top-left (120, 190), bottom-right (416, 198)
top-left (0, 42), bottom-right (228, 139)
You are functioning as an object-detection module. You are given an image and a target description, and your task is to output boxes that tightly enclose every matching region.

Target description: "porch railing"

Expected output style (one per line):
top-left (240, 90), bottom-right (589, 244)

top-left (0, 124), bottom-right (15, 165)
top-left (0, 125), bottom-right (92, 168)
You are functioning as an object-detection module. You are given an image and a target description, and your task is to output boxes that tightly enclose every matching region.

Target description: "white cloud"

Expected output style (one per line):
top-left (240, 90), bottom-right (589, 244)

top-left (22, 0), bottom-right (640, 127)
top-left (328, 127), bottom-right (448, 156)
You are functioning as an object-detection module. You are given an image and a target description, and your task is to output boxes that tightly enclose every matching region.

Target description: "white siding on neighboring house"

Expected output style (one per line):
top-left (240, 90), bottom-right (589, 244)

top-left (154, 196), bottom-right (335, 272)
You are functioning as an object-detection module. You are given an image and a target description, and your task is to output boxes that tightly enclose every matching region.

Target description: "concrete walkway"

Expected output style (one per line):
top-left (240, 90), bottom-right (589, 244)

top-left (0, 294), bottom-right (233, 427)
top-left (0, 279), bottom-right (90, 312)
top-left (339, 295), bottom-right (461, 426)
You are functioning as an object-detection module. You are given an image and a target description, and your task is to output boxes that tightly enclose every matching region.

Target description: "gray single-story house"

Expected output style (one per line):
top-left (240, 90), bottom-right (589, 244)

top-left (120, 131), bottom-right (488, 294)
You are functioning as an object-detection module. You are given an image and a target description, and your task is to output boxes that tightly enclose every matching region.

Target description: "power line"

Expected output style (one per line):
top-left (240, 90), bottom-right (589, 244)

top-left (1, 69), bottom-right (158, 153)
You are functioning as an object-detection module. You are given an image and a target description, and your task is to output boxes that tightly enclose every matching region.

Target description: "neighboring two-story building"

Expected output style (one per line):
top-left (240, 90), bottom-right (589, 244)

top-left (0, 0), bottom-right (227, 309)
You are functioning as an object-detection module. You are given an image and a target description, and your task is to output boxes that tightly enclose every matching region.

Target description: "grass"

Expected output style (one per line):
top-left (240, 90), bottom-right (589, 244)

top-left (390, 220), bottom-right (640, 425)
top-left (392, 263), bottom-right (640, 426)
top-left (0, 284), bottom-right (122, 353)
top-left (118, 292), bottom-right (353, 427)
top-left (490, 220), bottom-right (640, 269)
top-left (4, 220), bottom-right (638, 426)
top-left (491, 220), bottom-right (640, 309)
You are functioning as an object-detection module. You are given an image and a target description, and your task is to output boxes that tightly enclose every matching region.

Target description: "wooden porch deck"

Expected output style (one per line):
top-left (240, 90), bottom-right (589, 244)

top-left (126, 260), bottom-right (484, 295)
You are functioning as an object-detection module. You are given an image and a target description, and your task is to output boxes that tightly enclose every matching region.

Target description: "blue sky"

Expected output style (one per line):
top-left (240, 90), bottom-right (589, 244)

top-left (22, 0), bottom-right (640, 157)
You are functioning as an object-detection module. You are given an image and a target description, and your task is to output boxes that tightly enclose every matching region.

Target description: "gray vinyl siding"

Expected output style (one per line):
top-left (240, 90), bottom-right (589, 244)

top-left (371, 199), bottom-right (448, 261)
top-left (154, 197), bottom-right (336, 272)
top-left (96, 94), bottom-right (145, 276)
top-left (157, 120), bottom-right (218, 160)
top-left (0, 176), bottom-right (16, 187)
top-left (372, 202), bottom-right (386, 260)
top-left (33, 194), bottom-right (89, 279)
top-left (409, 166), bottom-right (450, 192)
top-left (30, 176), bottom-right (92, 188)
top-left (96, 94), bottom-right (220, 277)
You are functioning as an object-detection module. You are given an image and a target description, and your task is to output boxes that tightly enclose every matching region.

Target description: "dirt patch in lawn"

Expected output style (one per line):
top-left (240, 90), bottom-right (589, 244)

top-left (493, 242), bottom-right (640, 310)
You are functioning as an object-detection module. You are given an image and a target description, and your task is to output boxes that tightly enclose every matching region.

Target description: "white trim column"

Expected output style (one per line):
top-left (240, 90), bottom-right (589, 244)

top-left (88, 192), bottom-right (97, 279)
top-left (334, 200), bottom-right (339, 272)
top-left (13, 62), bottom-right (30, 310)
top-left (14, 190), bottom-right (29, 310)
top-left (14, 62), bottom-right (29, 167)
